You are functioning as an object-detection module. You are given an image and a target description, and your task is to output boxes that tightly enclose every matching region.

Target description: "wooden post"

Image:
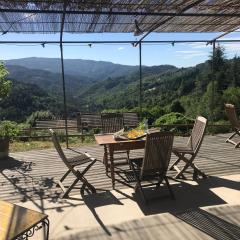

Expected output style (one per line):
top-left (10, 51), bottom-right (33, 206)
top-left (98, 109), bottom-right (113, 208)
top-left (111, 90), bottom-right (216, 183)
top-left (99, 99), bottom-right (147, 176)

top-left (211, 41), bottom-right (216, 122)
top-left (60, 1), bottom-right (69, 148)
top-left (139, 42), bottom-right (143, 119)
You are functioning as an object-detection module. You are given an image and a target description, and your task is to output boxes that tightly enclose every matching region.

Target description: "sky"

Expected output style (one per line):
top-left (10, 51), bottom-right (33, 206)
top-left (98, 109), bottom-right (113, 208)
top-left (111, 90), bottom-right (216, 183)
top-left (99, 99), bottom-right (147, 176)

top-left (1, 31), bottom-right (240, 68)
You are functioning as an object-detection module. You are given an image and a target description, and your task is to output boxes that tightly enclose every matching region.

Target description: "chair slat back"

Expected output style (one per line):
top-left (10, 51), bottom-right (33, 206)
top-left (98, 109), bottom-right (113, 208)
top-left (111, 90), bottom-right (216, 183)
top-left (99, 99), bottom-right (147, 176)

top-left (141, 132), bottom-right (174, 178)
top-left (49, 129), bottom-right (74, 171)
top-left (123, 112), bottom-right (139, 128)
top-left (101, 113), bottom-right (124, 133)
top-left (225, 104), bottom-right (240, 129)
top-left (187, 116), bottom-right (207, 154)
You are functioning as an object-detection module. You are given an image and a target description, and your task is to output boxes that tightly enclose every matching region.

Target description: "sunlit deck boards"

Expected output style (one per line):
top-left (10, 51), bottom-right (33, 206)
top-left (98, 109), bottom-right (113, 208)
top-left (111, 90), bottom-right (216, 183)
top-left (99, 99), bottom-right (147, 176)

top-left (56, 204), bottom-right (240, 240)
top-left (0, 134), bottom-right (240, 203)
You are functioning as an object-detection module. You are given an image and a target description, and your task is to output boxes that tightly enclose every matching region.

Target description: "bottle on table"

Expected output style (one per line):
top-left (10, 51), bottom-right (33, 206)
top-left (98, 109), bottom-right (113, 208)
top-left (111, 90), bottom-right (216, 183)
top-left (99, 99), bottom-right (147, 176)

top-left (144, 119), bottom-right (148, 133)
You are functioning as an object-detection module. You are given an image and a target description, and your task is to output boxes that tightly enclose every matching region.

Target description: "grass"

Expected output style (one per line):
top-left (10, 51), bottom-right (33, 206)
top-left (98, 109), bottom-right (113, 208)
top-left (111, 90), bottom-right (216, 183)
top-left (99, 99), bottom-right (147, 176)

top-left (10, 136), bottom-right (96, 153)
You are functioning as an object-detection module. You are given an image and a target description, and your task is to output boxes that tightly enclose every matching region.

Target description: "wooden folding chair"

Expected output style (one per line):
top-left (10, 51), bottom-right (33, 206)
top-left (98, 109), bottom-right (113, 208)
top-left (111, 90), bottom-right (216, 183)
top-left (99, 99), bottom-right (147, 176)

top-left (224, 104), bottom-right (240, 148)
top-left (129, 132), bottom-right (174, 204)
top-left (101, 113), bottom-right (129, 172)
top-left (170, 116), bottom-right (207, 179)
top-left (49, 129), bottom-right (96, 197)
top-left (101, 113), bottom-right (124, 133)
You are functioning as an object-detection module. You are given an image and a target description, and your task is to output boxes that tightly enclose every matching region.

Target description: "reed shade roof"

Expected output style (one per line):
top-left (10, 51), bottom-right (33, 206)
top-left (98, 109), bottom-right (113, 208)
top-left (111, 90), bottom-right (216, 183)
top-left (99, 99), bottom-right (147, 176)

top-left (1, 0), bottom-right (240, 34)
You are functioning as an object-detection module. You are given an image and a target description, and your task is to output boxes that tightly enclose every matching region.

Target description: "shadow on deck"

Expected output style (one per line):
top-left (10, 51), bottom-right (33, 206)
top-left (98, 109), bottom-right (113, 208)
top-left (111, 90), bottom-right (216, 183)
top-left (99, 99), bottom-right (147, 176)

top-left (0, 134), bottom-right (239, 203)
top-left (0, 134), bottom-right (239, 239)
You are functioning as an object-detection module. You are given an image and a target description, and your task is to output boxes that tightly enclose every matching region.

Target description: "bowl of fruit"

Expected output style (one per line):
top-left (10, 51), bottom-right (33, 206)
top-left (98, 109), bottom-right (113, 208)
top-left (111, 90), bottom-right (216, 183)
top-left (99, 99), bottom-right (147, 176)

top-left (125, 129), bottom-right (146, 140)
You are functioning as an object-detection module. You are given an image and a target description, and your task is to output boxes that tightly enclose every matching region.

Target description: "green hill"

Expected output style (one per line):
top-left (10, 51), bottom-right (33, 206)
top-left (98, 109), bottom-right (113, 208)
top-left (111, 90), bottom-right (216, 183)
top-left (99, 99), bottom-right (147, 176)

top-left (78, 47), bottom-right (240, 125)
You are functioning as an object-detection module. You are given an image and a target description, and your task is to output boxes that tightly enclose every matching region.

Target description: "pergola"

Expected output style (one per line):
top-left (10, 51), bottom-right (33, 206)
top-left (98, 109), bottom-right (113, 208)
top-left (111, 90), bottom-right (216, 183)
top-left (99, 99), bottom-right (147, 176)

top-left (1, 0), bottom-right (240, 147)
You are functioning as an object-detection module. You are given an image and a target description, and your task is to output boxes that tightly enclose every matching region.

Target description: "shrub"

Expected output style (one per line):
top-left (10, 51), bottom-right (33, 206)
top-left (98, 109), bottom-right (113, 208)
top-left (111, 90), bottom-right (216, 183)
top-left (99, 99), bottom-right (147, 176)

top-left (155, 112), bottom-right (194, 125)
top-left (149, 106), bottom-right (166, 120)
top-left (0, 121), bottom-right (20, 139)
top-left (154, 112), bottom-right (194, 134)
top-left (101, 109), bottom-right (119, 113)
top-left (208, 120), bottom-right (231, 134)
top-left (26, 111), bottom-right (55, 127)
top-left (131, 107), bottom-right (154, 124)
top-left (0, 62), bottom-right (11, 99)
top-left (18, 123), bottom-right (30, 129)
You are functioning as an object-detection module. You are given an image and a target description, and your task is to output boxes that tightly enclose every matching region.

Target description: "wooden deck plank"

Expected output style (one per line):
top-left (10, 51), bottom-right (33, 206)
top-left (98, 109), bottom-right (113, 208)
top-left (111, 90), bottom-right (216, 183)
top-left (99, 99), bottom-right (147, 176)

top-left (55, 204), bottom-right (240, 240)
top-left (0, 134), bottom-right (239, 203)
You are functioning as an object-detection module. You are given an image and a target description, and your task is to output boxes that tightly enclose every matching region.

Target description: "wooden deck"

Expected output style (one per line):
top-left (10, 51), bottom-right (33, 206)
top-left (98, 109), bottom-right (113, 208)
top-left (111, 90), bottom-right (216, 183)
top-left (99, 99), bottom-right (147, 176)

top-left (56, 204), bottom-right (240, 240)
top-left (0, 134), bottom-right (240, 203)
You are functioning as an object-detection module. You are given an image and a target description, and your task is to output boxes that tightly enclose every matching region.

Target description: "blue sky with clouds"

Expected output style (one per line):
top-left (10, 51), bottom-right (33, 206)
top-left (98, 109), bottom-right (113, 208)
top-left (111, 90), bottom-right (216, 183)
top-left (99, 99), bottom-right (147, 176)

top-left (1, 31), bottom-right (240, 67)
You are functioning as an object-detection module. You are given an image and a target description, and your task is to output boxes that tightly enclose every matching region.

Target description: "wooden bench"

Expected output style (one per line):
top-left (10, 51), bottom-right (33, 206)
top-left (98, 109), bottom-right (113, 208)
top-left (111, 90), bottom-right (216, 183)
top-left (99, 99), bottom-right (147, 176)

top-left (77, 113), bottom-right (101, 132)
top-left (31, 120), bottom-right (78, 136)
top-left (77, 112), bottom-right (139, 132)
top-left (36, 120), bottom-right (77, 129)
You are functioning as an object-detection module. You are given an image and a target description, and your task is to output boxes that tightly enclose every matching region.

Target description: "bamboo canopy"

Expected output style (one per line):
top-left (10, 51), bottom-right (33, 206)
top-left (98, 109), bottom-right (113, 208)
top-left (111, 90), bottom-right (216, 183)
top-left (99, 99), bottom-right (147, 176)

top-left (1, 0), bottom-right (239, 149)
top-left (0, 0), bottom-right (240, 34)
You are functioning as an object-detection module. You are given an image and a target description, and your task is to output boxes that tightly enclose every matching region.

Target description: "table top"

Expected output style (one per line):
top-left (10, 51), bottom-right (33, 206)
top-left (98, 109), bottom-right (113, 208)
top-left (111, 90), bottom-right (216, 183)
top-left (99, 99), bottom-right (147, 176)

top-left (0, 200), bottom-right (48, 240)
top-left (95, 134), bottom-right (145, 145)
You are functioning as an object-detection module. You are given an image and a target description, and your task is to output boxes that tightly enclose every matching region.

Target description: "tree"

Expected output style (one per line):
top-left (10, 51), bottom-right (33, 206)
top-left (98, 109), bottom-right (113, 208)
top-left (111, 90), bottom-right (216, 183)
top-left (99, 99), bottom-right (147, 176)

top-left (223, 87), bottom-right (240, 109)
top-left (210, 44), bottom-right (225, 72)
top-left (210, 45), bottom-right (227, 91)
top-left (199, 81), bottom-right (223, 121)
top-left (229, 56), bottom-right (240, 87)
top-left (170, 100), bottom-right (185, 113)
top-left (0, 62), bottom-right (11, 99)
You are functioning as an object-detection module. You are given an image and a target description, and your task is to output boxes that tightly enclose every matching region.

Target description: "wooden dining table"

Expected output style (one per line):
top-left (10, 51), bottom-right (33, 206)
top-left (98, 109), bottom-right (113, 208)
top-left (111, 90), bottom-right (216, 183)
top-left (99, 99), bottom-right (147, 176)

top-left (95, 134), bottom-right (146, 188)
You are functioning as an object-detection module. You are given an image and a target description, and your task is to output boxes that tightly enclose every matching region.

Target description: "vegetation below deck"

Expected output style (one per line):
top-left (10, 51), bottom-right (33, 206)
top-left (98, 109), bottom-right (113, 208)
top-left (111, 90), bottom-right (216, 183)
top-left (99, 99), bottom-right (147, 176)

top-left (10, 136), bottom-right (95, 153)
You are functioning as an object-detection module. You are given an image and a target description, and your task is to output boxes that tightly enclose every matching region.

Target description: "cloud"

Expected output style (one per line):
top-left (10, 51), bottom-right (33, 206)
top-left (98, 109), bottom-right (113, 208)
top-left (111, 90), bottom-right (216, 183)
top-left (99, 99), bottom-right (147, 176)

top-left (175, 50), bottom-right (207, 59)
top-left (118, 47), bottom-right (125, 51)
top-left (188, 43), bottom-right (210, 49)
top-left (177, 43), bottom-right (210, 49)
top-left (176, 50), bottom-right (204, 54)
top-left (221, 36), bottom-right (240, 41)
top-left (221, 43), bottom-right (240, 52)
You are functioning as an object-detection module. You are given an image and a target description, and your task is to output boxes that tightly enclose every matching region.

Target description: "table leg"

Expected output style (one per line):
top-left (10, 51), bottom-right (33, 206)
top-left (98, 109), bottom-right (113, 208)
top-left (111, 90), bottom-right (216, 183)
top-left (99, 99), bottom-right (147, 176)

top-left (103, 145), bottom-right (108, 174)
top-left (109, 146), bottom-right (115, 189)
top-left (17, 218), bottom-right (50, 240)
top-left (43, 218), bottom-right (50, 240)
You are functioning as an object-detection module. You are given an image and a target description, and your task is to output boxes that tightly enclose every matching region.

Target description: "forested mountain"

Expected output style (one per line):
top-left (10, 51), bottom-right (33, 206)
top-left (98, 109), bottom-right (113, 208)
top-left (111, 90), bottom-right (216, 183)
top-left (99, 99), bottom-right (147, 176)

top-left (1, 60), bottom-right (177, 121)
top-left (0, 80), bottom-right (61, 122)
top-left (2, 48), bottom-right (240, 125)
top-left (80, 64), bottom-right (178, 112)
top-left (7, 65), bottom-right (93, 95)
top-left (78, 47), bottom-right (240, 125)
top-left (0, 79), bottom-right (85, 122)
top-left (5, 57), bottom-right (138, 82)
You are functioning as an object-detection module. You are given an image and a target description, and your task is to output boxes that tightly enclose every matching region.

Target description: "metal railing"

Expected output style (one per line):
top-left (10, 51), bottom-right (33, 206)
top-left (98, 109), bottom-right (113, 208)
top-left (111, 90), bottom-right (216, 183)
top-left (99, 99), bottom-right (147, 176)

top-left (14, 123), bottom-right (232, 141)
